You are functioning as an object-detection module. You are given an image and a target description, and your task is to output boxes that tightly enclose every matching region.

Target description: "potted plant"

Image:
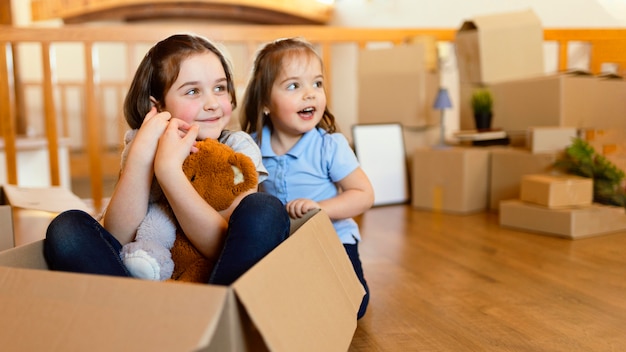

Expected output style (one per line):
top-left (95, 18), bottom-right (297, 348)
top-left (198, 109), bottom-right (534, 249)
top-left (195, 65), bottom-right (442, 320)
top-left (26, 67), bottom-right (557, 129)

top-left (471, 88), bottom-right (493, 131)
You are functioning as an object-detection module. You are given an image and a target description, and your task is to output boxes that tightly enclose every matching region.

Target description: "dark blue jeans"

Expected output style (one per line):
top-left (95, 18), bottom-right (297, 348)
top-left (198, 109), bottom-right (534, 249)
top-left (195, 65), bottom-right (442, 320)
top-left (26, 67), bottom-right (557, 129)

top-left (344, 243), bottom-right (370, 319)
top-left (44, 192), bottom-right (290, 285)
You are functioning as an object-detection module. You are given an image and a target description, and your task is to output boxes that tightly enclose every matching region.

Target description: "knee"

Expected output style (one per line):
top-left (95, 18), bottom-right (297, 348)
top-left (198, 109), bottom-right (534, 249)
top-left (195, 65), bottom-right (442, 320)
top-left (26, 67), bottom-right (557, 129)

top-left (237, 193), bottom-right (289, 222)
top-left (46, 210), bottom-right (95, 251)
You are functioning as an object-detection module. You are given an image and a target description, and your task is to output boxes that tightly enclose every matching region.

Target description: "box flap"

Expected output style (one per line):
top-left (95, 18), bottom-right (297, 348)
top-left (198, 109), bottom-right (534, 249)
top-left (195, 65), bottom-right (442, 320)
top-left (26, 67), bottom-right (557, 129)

top-left (2, 184), bottom-right (91, 213)
top-left (232, 210), bottom-right (364, 352)
top-left (471, 8), bottom-right (542, 31)
top-left (0, 205), bottom-right (13, 251)
top-left (0, 239), bottom-right (47, 269)
top-left (0, 267), bottom-right (228, 351)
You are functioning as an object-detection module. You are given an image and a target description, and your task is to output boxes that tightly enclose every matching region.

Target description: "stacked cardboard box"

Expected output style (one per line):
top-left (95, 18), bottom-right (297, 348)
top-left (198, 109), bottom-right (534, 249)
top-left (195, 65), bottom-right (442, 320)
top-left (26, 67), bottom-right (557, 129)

top-left (358, 36), bottom-right (440, 129)
top-left (490, 73), bottom-right (626, 133)
top-left (500, 174), bottom-right (626, 239)
top-left (489, 148), bottom-right (561, 211)
top-left (455, 9), bottom-right (545, 131)
top-left (411, 147), bottom-right (491, 214)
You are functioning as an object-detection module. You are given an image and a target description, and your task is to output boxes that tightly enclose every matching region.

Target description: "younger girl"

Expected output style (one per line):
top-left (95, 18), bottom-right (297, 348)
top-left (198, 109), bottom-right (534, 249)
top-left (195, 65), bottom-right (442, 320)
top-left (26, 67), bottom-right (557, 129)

top-left (240, 37), bottom-right (375, 319)
top-left (44, 34), bottom-right (290, 285)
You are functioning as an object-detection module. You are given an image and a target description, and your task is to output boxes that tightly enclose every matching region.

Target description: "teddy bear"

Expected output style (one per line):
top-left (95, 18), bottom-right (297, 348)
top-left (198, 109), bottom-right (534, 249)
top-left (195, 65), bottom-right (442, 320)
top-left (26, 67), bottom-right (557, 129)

top-left (119, 136), bottom-right (258, 282)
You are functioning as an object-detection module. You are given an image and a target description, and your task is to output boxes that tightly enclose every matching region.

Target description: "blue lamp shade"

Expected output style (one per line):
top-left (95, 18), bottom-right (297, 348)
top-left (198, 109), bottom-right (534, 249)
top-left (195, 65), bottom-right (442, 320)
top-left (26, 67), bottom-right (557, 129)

top-left (433, 88), bottom-right (452, 109)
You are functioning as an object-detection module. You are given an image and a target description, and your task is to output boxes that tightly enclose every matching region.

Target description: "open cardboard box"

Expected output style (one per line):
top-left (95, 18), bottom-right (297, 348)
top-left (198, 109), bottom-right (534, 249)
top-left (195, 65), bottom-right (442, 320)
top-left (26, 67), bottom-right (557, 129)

top-left (0, 184), bottom-right (92, 251)
top-left (455, 9), bottom-right (544, 84)
top-left (0, 207), bottom-right (365, 351)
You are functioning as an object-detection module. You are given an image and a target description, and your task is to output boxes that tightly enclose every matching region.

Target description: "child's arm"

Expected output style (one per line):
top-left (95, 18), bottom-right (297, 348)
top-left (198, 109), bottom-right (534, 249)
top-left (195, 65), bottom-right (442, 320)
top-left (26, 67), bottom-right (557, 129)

top-left (103, 108), bottom-right (171, 244)
top-left (287, 167), bottom-right (374, 220)
top-left (154, 120), bottom-right (229, 260)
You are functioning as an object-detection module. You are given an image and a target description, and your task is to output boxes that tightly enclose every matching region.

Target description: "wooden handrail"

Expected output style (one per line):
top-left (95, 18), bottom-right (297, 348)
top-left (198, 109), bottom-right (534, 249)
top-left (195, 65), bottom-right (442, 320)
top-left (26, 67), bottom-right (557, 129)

top-left (1, 24), bottom-right (626, 212)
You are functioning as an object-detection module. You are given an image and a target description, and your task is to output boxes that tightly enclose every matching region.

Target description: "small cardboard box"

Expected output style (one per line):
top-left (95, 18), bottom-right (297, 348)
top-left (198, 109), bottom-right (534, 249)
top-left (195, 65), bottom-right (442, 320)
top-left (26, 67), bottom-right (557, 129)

top-left (358, 39), bottom-right (440, 128)
top-left (491, 73), bottom-right (626, 133)
top-left (527, 127), bottom-right (578, 153)
top-left (520, 174), bottom-right (593, 208)
top-left (455, 9), bottom-right (544, 84)
top-left (499, 199), bottom-right (626, 239)
top-left (411, 147), bottom-right (490, 214)
top-left (0, 184), bottom-right (91, 251)
top-left (489, 148), bottom-right (561, 211)
top-left (0, 209), bottom-right (365, 351)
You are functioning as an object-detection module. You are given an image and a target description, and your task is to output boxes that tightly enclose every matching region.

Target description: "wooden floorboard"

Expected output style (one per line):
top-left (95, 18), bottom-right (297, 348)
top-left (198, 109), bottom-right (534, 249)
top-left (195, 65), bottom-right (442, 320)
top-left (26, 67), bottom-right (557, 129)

top-left (349, 204), bottom-right (626, 351)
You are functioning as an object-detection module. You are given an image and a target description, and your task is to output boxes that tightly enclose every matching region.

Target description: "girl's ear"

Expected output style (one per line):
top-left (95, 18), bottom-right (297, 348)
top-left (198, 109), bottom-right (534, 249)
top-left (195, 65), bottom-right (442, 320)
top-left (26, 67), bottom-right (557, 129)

top-left (149, 96), bottom-right (162, 112)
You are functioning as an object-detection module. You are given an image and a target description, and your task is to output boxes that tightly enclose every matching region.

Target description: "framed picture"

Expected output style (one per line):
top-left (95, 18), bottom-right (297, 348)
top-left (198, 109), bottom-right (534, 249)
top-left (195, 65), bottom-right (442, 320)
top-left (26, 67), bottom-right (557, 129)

top-left (352, 123), bottom-right (409, 206)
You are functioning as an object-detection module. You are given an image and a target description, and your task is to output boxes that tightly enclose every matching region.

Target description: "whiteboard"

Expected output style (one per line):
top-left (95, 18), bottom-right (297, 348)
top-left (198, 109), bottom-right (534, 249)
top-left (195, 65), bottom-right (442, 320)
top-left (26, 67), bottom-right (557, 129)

top-left (352, 123), bottom-right (409, 206)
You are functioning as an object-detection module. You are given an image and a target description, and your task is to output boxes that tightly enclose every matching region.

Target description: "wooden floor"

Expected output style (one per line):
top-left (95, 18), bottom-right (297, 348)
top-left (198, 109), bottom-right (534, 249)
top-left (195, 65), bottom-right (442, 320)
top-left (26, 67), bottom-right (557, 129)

top-left (349, 205), bottom-right (626, 352)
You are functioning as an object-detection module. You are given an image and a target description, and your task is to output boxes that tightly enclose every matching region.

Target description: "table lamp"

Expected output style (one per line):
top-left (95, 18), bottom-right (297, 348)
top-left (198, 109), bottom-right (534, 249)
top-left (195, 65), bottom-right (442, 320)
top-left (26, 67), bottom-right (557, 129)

top-left (433, 87), bottom-right (452, 148)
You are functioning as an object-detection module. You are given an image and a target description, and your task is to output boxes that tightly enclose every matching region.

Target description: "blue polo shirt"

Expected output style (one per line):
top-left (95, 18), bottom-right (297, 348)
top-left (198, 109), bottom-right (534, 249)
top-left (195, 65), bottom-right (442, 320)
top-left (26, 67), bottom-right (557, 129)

top-left (256, 126), bottom-right (362, 244)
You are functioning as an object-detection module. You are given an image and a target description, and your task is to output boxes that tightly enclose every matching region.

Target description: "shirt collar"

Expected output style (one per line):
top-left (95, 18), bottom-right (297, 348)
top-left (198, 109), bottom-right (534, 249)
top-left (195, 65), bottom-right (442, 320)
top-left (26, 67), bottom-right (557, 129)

top-left (260, 126), bottom-right (318, 158)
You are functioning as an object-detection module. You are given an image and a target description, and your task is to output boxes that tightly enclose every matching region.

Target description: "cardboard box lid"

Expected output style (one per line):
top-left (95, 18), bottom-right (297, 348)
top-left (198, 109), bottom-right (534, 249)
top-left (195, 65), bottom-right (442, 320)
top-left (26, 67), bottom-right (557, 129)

top-left (1, 184), bottom-right (91, 213)
top-left (233, 209), bottom-right (364, 352)
top-left (0, 267), bottom-right (229, 351)
top-left (455, 9), bottom-right (544, 83)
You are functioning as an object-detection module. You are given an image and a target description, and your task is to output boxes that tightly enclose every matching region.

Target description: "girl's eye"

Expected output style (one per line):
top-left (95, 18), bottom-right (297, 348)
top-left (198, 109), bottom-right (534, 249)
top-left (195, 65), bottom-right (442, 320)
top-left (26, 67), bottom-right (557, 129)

top-left (314, 80), bottom-right (323, 88)
top-left (185, 88), bottom-right (199, 96)
top-left (287, 82), bottom-right (299, 90)
top-left (214, 84), bottom-right (227, 93)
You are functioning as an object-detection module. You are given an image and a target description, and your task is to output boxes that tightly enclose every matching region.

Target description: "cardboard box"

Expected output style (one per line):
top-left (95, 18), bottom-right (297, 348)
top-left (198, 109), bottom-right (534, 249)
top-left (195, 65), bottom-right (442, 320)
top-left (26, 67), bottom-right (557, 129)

top-left (491, 73), bottom-right (626, 132)
top-left (527, 127), bottom-right (578, 153)
top-left (411, 147), bottom-right (490, 214)
top-left (520, 174), bottom-right (593, 208)
top-left (0, 209), bottom-right (365, 351)
top-left (489, 148), bottom-right (561, 211)
top-left (499, 200), bottom-right (626, 239)
top-left (0, 184), bottom-right (91, 251)
top-left (455, 9), bottom-right (544, 84)
top-left (358, 40), bottom-right (440, 128)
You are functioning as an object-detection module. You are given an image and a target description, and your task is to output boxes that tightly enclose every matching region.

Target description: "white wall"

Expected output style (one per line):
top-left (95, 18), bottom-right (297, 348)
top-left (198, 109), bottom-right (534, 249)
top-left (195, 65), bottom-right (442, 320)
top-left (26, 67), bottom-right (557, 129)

top-left (330, 0), bottom-right (626, 28)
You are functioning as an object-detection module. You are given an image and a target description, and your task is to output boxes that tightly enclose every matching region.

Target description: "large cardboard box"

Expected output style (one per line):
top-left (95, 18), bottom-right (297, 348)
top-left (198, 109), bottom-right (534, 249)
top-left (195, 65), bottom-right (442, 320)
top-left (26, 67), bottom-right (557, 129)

top-left (520, 174), bottom-right (593, 208)
top-left (489, 148), bottom-right (561, 211)
top-left (499, 200), bottom-right (626, 239)
top-left (491, 73), bottom-right (626, 132)
top-left (358, 39), bottom-right (440, 128)
top-left (0, 184), bottom-right (91, 251)
top-left (411, 147), bottom-right (490, 214)
top-left (455, 9), bottom-right (544, 84)
top-left (0, 209), bottom-right (364, 351)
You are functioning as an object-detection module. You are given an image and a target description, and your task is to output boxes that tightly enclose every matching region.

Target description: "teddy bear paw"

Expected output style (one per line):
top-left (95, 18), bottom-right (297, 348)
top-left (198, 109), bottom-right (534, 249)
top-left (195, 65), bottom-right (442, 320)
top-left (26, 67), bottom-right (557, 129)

top-left (122, 249), bottom-right (162, 281)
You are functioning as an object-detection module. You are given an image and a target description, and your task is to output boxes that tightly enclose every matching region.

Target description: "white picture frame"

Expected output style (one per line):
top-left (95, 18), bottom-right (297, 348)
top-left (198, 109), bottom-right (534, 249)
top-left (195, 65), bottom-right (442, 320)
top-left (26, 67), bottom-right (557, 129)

top-left (352, 123), bottom-right (409, 206)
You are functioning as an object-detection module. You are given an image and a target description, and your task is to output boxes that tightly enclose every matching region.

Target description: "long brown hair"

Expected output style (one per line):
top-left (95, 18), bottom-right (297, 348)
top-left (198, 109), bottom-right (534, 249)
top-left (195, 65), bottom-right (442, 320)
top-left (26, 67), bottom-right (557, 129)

top-left (123, 34), bottom-right (236, 129)
top-left (239, 37), bottom-right (336, 144)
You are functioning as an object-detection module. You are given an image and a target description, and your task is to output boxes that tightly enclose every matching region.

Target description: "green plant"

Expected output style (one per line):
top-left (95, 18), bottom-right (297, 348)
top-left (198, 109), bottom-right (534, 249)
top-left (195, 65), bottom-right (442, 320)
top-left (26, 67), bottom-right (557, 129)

top-left (553, 138), bottom-right (626, 207)
top-left (471, 88), bottom-right (493, 115)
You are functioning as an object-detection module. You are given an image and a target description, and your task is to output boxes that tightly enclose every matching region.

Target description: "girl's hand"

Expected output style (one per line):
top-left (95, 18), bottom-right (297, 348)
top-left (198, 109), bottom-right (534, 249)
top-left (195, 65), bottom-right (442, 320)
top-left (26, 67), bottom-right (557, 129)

top-left (286, 198), bottom-right (320, 219)
top-left (127, 107), bottom-right (172, 165)
top-left (154, 118), bottom-right (198, 178)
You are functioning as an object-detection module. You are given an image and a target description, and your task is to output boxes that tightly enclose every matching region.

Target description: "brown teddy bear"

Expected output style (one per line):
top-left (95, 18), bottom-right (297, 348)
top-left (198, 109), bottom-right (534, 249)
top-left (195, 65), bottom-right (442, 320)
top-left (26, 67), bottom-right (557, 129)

top-left (171, 138), bottom-right (258, 283)
top-left (120, 136), bottom-right (258, 282)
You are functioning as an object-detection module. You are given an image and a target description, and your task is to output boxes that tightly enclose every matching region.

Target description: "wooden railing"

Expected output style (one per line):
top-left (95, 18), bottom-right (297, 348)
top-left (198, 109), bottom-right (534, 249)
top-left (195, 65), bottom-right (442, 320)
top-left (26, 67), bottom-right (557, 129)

top-left (2, 24), bottom-right (626, 212)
